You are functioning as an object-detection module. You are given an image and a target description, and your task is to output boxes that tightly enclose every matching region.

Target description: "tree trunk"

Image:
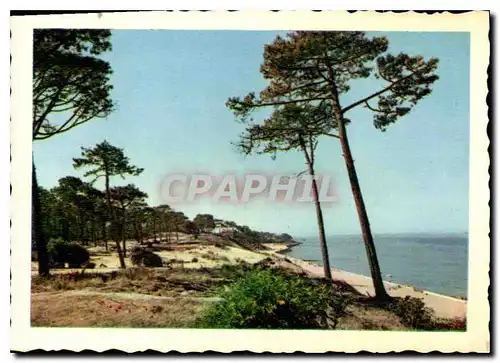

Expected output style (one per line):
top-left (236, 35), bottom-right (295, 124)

top-left (101, 219), bottom-right (107, 249)
top-left (104, 173), bottom-right (111, 252)
top-left (114, 239), bottom-right (126, 268)
top-left (104, 169), bottom-right (125, 267)
top-left (32, 161), bottom-right (50, 277)
top-left (308, 164), bottom-right (333, 281)
top-left (92, 220), bottom-right (97, 247)
top-left (166, 223), bottom-right (171, 243)
top-left (133, 221), bottom-right (141, 243)
top-left (300, 141), bottom-right (333, 282)
top-left (139, 222), bottom-right (143, 244)
top-left (153, 215), bottom-right (157, 242)
top-left (121, 212), bottom-right (127, 258)
top-left (110, 219), bottom-right (126, 268)
top-left (330, 89), bottom-right (389, 300)
top-left (78, 213), bottom-right (85, 244)
top-left (122, 237), bottom-right (127, 258)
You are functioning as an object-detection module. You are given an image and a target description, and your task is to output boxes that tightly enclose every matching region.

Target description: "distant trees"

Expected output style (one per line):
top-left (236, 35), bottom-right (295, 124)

top-left (184, 221), bottom-right (200, 239)
top-left (155, 205), bottom-right (173, 243)
top-left (38, 160), bottom-right (200, 257)
top-left (193, 214), bottom-right (216, 234)
top-left (227, 31), bottom-right (439, 300)
top-left (39, 176), bottom-right (104, 245)
top-left (32, 29), bottom-right (114, 276)
top-left (170, 211), bottom-right (188, 242)
top-left (73, 141), bottom-right (144, 268)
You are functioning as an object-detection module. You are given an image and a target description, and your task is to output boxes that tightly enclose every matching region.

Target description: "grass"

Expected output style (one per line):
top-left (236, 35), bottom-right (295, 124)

top-left (31, 293), bottom-right (202, 327)
top-left (31, 259), bottom-right (467, 331)
top-left (337, 305), bottom-right (409, 330)
top-left (31, 266), bottom-right (225, 297)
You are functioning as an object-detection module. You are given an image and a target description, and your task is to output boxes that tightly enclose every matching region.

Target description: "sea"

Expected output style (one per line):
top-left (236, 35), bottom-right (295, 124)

top-left (285, 233), bottom-right (468, 298)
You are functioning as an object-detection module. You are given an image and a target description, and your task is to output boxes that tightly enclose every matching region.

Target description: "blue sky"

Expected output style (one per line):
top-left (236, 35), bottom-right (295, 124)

top-left (34, 30), bottom-right (470, 237)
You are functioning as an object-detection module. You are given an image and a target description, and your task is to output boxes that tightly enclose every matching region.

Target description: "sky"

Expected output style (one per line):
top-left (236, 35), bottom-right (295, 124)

top-left (34, 30), bottom-right (470, 237)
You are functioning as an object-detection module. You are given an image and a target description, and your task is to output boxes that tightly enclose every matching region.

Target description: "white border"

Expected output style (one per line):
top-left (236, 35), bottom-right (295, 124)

top-left (10, 11), bottom-right (490, 353)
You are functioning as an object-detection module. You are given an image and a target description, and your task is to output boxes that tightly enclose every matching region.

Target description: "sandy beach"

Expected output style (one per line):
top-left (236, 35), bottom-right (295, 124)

top-left (269, 252), bottom-right (467, 320)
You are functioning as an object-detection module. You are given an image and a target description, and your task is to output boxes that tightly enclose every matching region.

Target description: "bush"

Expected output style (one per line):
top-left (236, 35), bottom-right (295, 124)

top-left (47, 238), bottom-right (90, 268)
top-left (196, 269), bottom-right (347, 329)
top-left (131, 247), bottom-right (163, 267)
top-left (388, 296), bottom-right (435, 330)
top-left (66, 244), bottom-right (90, 266)
top-left (47, 237), bottom-right (67, 262)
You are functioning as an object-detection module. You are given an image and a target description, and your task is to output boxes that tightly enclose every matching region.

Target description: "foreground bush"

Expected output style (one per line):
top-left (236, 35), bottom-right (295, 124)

top-left (196, 269), bottom-right (347, 329)
top-left (47, 238), bottom-right (90, 267)
top-left (387, 296), bottom-right (435, 330)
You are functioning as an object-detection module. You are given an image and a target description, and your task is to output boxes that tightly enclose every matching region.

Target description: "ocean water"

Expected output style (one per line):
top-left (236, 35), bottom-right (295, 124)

top-left (286, 233), bottom-right (468, 297)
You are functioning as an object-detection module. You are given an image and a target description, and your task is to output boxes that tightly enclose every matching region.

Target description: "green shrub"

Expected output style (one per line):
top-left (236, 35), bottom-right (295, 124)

top-left (131, 247), bottom-right (163, 267)
top-left (47, 238), bottom-right (90, 267)
top-left (66, 243), bottom-right (90, 266)
top-left (196, 269), bottom-right (347, 329)
top-left (47, 237), bottom-right (67, 261)
top-left (388, 296), bottom-right (435, 330)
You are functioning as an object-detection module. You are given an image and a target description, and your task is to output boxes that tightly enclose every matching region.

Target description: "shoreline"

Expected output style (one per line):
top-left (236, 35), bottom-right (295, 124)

top-left (270, 250), bottom-right (467, 320)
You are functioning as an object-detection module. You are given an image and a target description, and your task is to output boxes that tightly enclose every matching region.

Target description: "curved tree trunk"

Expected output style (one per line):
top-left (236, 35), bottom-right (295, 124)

top-left (114, 238), bottom-right (126, 268)
top-left (331, 99), bottom-right (389, 300)
top-left (32, 161), bottom-right (50, 277)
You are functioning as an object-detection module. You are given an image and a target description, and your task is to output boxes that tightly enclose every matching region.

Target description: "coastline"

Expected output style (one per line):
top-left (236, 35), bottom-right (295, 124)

top-left (262, 242), bottom-right (466, 319)
top-left (269, 250), bottom-right (467, 320)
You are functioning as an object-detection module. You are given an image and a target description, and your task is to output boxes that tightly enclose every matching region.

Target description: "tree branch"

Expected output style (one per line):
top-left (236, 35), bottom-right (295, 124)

top-left (252, 96), bottom-right (330, 108)
top-left (364, 101), bottom-right (384, 113)
top-left (341, 67), bottom-right (426, 114)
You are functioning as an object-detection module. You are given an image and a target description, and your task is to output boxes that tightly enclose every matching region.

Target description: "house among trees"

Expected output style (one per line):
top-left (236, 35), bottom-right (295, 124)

top-left (213, 220), bottom-right (237, 235)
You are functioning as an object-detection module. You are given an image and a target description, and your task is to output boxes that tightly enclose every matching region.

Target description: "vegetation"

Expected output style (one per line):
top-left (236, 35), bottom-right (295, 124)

top-left (47, 238), bottom-right (90, 268)
top-left (193, 214), bottom-right (216, 233)
top-left (387, 296), bottom-right (435, 330)
top-left (31, 262), bottom-right (466, 331)
top-left (130, 247), bottom-right (163, 267)
top-left (33, 29), bottom-right (114, 276)
top-left (234, 104), bottom-right (335, 281)
top-left (227, 31), bottom-right (439, 300)
top-left (230, 224), bottom-right (298, 247)
top-left (30, 30), bottom-right (464, 334)
top-left (196, 268), bottom-right (347, 329)
top-left (73, 141), bottom-right (144, 268)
